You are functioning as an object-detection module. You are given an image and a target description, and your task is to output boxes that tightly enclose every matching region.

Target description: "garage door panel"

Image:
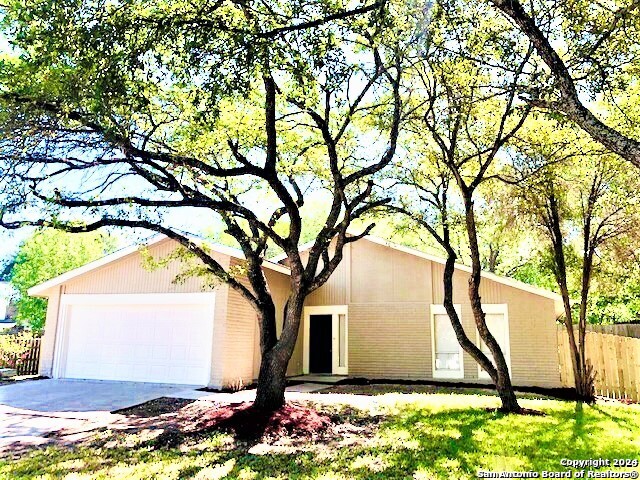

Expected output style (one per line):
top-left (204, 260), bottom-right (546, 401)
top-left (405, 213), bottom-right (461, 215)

top-left (61, 298), bottom-right (214, 385)
top-left (135, 345), bottom-right (153, 361)
top-left (188, 346), bottom-right (209, 363)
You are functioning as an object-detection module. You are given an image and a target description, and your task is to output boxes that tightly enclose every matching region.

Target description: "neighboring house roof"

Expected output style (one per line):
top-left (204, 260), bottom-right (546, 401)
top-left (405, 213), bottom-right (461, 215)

top-left (273, 234), bottom-right (564, 304)
top-left (28, 235), bottom-right (291, 297)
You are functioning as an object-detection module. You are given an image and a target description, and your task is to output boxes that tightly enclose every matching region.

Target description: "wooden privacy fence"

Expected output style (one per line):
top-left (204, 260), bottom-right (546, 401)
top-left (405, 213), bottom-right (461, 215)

top-left (558, 327), bottom-right (640, 402)
top-left (0, 336), bottom-right (41, 376)
top-left (587, 323), bottom-right (640, 339)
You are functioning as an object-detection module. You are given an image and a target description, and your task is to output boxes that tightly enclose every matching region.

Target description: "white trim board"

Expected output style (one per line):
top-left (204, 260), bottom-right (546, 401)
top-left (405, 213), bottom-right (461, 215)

top-left (430, 304), bottom-right (465, 380)
top-left (60, 292), bottom-right (217, 305)
top-left (303, 305), bottom-right (349, 376)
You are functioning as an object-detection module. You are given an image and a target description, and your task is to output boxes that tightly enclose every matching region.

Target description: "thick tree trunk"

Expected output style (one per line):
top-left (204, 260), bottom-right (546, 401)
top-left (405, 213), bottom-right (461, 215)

top-left (559, 286), bottom-right (583, 396)
top-left (253, 290), bottom-right (305, 412)
top-left (440, 230), bottom-right (520, 413)
top-left (495, 374), bottom-right (520, 411)
top-left (254, 347), bottom-right (289, 411)
top-left (442, 252), bottom-right (498, 378)
top-left (575, 247), bottom-right (595, 402)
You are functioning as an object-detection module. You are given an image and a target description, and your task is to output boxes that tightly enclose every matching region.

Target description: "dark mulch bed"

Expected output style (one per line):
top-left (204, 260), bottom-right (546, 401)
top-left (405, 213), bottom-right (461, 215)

top-left (183, 402), bottom-right (333, 440)
top-left (0, 375), bottom-right (47, 386)
top-left (113, 397), bottom-right (196, 417)
top-left (322, 377), bottom-right (579, 401)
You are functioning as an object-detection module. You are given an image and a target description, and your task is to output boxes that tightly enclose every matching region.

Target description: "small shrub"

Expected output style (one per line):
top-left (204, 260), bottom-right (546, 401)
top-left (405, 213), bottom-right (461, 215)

top-left (0, 332), bottom-right (34, 369)
top-left (228, 377), bottom-right (245, 392)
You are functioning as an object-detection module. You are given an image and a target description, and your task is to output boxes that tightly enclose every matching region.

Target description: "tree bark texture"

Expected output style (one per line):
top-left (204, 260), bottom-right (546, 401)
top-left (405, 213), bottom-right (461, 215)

top-left (546, 194), bottom-right (595, 402)
top-left (464, 196), bottom-right (521, 412)
top-left (253, 290), bottom-right (305, 411)
top-left (440, 220), bottom-right (521, 413)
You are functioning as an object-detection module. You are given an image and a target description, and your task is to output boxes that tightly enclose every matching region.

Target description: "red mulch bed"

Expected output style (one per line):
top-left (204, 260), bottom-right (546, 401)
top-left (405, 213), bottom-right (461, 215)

top-left (181, 402), bottom-right (333, 440)
top-left (117, 398), bottom-right (335, 442)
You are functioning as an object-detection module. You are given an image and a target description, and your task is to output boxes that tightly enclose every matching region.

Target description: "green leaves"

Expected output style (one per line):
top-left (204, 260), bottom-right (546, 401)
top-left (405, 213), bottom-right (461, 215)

top-left (9, 229), bottom-right (116, 332)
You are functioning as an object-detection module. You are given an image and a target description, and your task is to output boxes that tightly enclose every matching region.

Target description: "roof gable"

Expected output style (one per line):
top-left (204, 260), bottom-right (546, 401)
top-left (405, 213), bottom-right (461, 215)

top-left (28, 235), bottom-right (290, 297)
top-left (359, 236), bottom-right (563, 303)
top-left (272, 234), bottom-right (563, 304)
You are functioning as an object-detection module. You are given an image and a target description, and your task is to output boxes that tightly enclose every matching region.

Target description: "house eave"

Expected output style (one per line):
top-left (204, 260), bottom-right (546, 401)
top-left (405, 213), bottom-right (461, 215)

top-left (28, 234), bottom-right (291, 297)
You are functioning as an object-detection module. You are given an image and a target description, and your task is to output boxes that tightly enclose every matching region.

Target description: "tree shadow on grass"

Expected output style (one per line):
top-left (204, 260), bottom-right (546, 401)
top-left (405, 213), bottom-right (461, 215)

top-left (3, 401), bottom-right (639, 480)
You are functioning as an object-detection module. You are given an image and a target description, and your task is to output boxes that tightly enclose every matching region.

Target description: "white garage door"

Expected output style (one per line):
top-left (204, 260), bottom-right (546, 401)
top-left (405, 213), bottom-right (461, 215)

top-left (57, 294), bottom-right (215, 385)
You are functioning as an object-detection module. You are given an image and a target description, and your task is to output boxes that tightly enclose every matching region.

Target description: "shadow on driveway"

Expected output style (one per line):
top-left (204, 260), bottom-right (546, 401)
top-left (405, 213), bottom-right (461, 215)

top-left (0, 379), bottom-right (199, 455)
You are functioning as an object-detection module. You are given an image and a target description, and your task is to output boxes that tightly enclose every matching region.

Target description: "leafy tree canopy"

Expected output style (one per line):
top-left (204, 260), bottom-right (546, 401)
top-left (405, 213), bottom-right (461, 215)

top-left (10, 229), bottom-right (116, 332)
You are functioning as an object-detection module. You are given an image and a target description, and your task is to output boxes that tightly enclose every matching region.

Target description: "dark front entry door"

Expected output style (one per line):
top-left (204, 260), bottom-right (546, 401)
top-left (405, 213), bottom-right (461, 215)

top-left (309, 314), bottom-right (332, 373)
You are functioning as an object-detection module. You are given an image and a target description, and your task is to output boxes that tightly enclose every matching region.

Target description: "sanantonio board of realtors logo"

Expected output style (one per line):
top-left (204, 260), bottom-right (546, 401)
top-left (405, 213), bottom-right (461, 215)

top-left (477, 471), bottom-right (541, 478)
top-left (478, 458), bottom-right (640, 478)
top-left (477, 470), bottom-right (639, 479)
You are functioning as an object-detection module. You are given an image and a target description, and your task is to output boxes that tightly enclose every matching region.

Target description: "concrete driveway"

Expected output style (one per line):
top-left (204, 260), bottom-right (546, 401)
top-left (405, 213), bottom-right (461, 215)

top-left (0, 379), bottom-right (331, 456)
top-left (0, 379), bottom-right (191, 412)
top-left (0, 379), bottom-right (197, 454)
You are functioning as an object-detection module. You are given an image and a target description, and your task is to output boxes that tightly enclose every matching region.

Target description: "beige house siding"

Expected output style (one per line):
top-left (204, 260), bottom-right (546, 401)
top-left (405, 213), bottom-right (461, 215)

top-left (432, 266), bottom-right (561, 387)
top-left (348, 303), bottom-right (432, 378)
top-left (35, 239), bottom-right (290, 388)
top-left (210, 282), bottom-right (229, 387)
top-left (35, 235), bottom-right (562, 390)
top-left (219, 260), bottom-right (298, 388)
top-left (350, 241), bottom-right (432, 304)
top-left (221, 281), bottom-right (256, 387)
top-left (303, 243), bottom-right (349, 306)
top-left (501, 288), bottom-right (560, 387)
top-left (304, 238), bottom-right (563, 388)
top-left (343, 241), bottom-right (435, 378)
top-left (64, 238), bottom-right (222, 294)
top-left (58, 239), bottom-right (229, 386)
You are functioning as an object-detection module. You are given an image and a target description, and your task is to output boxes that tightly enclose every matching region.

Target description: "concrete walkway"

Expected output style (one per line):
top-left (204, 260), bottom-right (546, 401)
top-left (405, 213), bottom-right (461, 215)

top-left (168, 382), bottom-right (330, 402)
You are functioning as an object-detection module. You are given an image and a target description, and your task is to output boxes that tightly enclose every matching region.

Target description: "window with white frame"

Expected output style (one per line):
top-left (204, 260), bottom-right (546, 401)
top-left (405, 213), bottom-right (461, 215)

top-left (431, 305), bottom-right (464, 378)
top-left (477, 305), bottom-right (510, 379)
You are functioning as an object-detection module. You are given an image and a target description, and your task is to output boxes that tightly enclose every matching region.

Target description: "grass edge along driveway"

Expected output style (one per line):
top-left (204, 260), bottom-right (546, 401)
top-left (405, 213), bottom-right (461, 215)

top-left (1, 390), bottom-right (639, 480)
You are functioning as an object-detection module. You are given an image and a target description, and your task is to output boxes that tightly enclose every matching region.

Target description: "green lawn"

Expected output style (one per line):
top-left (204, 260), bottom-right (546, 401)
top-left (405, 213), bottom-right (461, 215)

top-left (2, 392), bottom-right (639, 479)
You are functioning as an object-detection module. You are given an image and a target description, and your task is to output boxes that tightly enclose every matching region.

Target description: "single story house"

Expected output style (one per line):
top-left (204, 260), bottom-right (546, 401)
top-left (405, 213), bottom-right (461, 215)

top-left (31, 235), bottom-right (564, 389)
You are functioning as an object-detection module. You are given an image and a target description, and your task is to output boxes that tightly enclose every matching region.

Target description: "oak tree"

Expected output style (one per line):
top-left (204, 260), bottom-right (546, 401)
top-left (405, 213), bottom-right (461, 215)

top-left (0, 0), bottom-right (406, 411)
top-left (390, 0), bottom-right (534, 412)
top-left (511, 120), bottom-right (640, 401)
